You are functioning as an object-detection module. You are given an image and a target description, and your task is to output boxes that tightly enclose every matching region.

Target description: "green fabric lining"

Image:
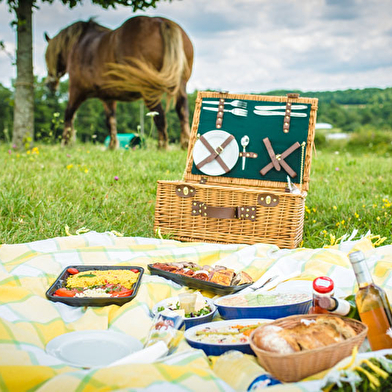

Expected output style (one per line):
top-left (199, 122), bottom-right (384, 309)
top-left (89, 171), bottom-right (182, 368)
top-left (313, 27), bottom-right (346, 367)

top-left (191, 98), bottom-right (312, 183)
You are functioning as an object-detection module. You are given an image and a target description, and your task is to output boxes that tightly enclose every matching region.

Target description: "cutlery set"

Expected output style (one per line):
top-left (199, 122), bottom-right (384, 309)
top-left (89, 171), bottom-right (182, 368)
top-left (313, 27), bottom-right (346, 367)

top-left (202, 101), bottom-right (308, 118)
top-left (196, 98), bottom-right (309, 176)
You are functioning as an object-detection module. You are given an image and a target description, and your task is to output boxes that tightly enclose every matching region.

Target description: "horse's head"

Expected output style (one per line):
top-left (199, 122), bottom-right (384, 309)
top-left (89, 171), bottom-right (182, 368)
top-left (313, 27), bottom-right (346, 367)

top-left (44, 32), bottom-right (66, 92)
top-left (44, 20), bottom-right (101, 92)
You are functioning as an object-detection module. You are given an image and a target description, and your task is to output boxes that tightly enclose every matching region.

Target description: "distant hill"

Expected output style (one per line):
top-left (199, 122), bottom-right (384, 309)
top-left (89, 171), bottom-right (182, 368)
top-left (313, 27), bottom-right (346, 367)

top-left (260, 87), bottom-right (392, 132)
top-left (262, 87), bottom-right (392, 105)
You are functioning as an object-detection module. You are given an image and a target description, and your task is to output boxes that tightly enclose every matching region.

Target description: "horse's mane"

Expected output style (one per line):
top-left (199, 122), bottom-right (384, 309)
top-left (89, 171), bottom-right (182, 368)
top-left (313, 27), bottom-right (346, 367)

top-left (46, 18), bottom-right (110, 75)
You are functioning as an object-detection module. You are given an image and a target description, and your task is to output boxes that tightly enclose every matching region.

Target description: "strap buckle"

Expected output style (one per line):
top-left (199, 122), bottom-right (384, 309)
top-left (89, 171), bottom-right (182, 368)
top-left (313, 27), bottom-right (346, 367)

top-left (214, 145), bottom-right (224, 155)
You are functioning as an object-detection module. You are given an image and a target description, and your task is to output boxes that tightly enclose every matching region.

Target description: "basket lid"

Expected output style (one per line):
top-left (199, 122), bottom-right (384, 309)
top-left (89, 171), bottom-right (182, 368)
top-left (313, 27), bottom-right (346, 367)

top-left (183, 91), bottom-right (318, 192)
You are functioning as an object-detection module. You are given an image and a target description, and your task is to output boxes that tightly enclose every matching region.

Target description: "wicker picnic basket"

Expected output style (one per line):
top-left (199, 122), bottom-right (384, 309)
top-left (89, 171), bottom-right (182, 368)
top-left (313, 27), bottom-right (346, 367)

top-left (154, 91), bottom-right (318, 248)
top-left (249, 314), bottom-right (368, 383)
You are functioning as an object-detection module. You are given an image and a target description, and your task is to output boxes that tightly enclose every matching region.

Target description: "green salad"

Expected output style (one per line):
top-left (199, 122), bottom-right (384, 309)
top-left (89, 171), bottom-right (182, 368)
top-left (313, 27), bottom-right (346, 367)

top-left (157, 301), bottom-right (212, 318)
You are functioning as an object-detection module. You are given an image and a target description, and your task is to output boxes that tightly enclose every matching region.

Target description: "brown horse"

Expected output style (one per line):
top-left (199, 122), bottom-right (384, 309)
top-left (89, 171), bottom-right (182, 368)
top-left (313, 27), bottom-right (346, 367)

top-left (44, 16), bottom-right (194, 149)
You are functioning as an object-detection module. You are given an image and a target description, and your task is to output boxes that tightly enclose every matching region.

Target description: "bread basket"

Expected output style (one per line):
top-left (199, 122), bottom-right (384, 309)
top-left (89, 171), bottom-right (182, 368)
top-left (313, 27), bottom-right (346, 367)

top-left (249, 314), bottom-right (368, 383)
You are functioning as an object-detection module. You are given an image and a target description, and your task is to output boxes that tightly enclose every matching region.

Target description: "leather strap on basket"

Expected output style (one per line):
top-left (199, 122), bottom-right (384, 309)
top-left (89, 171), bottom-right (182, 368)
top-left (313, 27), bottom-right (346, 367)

top-left (283, 93), bottom-right (300, 134)
top-left (196, 134), bottom-right (235, 173)
top-left (260, 138), bottom-right (301, 177)
top-left (192, 201), bottom-right (257, 221)
top-left (239, 152), bottom-right (258, 158)
top-left (216, 98), bottom-right (225, 129)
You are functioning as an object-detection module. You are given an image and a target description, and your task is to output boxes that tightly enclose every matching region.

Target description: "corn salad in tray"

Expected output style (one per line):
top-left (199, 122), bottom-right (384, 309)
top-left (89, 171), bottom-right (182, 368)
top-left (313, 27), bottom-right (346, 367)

top-left (54, 268), bottom-right (140, 298)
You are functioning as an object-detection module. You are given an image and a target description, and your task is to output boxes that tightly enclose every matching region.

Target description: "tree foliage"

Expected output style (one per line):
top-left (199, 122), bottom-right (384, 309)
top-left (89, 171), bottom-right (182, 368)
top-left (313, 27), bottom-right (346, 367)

top-left (0, 84), bottom-right (13, 142)
top-left (1, 0), bottom-right (169, 10)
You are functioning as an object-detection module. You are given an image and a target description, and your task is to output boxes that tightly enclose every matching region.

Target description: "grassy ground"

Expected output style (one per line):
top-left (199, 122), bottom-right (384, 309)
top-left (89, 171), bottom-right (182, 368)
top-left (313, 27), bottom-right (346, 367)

top-left (1, 141), bottom-right (391, 248)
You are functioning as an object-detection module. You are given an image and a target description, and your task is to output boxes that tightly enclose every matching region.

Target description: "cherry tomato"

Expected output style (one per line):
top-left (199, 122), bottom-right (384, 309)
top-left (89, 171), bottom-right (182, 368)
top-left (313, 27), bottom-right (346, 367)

top-left (111, 289), bottom-right (133, 297)
top-left (67, 268), bottom-right (79, 275)
top-left (54, 288), bottom-right (77, 297)
top-left (130, 269), bottom-right (139, 274)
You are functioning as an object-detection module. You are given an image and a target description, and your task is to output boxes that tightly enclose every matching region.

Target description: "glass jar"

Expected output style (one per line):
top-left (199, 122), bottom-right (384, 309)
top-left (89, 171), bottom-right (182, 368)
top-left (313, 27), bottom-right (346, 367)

top-left (309, 276), bottom-right (334, 314)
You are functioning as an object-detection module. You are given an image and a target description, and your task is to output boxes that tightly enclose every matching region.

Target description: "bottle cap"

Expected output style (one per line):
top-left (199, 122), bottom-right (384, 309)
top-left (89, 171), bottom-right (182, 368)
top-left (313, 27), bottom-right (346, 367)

top-left (349, 251), bottom-right (365, 264)
top-left (313, 276), bottom-right (334, 293)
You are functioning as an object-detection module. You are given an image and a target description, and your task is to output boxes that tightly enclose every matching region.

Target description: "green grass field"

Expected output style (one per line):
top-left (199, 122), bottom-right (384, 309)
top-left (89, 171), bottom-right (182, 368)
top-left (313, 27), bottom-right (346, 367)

top-left (1, 142), bottom-right (391, 248)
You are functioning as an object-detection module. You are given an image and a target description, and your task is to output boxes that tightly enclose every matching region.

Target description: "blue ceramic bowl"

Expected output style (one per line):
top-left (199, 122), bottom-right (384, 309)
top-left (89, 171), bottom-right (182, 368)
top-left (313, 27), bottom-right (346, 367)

top-left (184, 319), bottom-right (271, 356)
top-left (152, 296), bottom-right (216, 330)
top-left (214, 293), bottom-right (312, 320)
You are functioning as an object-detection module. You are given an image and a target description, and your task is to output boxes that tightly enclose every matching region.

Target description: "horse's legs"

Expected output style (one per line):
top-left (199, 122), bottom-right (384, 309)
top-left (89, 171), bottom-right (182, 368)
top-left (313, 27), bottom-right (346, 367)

top-left (176, 82), bottom-right (191, 150)
top-left (147, 102), bottom-right (168, 150)
top-left (102, 100), bottom-right (119, 150)
top-left (62, 94), bottom-right (85, 146)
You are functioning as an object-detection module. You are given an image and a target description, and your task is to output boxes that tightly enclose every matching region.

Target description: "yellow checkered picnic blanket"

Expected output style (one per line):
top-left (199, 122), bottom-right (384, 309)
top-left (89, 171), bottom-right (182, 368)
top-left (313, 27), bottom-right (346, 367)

top-left (0, 232), bottom-right (390, 391)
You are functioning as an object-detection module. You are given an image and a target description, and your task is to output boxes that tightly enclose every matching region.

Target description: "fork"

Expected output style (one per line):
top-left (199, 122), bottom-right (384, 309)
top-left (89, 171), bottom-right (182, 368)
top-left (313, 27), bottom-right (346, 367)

top-left (203, 99), bottom-right (247, 108)
top-left (250, 275), bottom-right (279, 291)
top-left (202, 106), bottom-right (248, 117)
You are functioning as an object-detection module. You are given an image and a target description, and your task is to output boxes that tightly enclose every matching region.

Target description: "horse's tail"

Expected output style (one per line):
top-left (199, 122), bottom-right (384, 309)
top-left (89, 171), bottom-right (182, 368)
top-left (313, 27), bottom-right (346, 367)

top-left (103, 20), bottom-right (191, 108)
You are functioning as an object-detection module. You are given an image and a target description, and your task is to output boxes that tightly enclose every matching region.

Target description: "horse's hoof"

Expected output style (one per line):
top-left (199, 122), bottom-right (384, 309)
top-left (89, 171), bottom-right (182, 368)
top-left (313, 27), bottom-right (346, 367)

top-left (180, 141), bottom-right (189, 150)
top-left (158, 140), bottom-right (169, 150)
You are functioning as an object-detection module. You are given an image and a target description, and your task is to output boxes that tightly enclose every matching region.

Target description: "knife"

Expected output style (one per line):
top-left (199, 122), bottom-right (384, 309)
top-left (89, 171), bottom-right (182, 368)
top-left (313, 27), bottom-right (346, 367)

top-left (253, 110), bottom-right (307, 117)
top-left (254, 105), bottom-right (308, 111)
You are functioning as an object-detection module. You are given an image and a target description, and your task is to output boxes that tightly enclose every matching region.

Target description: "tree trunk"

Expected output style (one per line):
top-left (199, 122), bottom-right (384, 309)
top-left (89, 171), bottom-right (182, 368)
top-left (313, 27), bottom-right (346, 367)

top-left (12, 0), bottom-right (34, 150)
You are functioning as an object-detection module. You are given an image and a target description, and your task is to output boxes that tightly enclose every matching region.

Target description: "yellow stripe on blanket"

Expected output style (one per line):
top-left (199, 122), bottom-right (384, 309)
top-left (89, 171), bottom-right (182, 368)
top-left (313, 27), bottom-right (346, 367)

top-left (0, 366), bottom-right (62, 392)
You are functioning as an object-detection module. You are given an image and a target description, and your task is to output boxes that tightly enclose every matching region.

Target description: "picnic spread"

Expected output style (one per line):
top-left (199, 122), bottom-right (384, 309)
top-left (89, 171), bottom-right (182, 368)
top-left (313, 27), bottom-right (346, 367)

top-left (1, 230), bottom-right (392, 391)
top-left (2, 92), bottom-right (391, 391)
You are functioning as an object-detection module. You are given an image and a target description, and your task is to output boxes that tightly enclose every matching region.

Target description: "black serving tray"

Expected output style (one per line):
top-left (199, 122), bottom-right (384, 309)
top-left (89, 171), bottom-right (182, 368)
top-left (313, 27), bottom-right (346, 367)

top-left (147, 264), bottom-right (251, 296)
top-left (46, 265), bottom-right (144, 307)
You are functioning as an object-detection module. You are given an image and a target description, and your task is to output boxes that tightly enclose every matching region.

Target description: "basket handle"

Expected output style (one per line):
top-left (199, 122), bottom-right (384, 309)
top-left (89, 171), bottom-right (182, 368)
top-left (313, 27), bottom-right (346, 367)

top-left (191, 202), bottom-right (257, 221)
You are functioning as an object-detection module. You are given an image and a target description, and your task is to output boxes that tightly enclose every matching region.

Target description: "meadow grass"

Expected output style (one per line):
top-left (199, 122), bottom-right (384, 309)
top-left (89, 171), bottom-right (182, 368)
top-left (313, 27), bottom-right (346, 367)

top-left (1, 141), bottom-right (391, 248)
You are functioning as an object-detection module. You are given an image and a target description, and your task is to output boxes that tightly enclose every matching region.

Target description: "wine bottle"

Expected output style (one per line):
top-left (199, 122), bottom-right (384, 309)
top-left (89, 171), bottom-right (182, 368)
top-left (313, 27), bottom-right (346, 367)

top-left (317, 295), bottom-right (360, 320)
top-left (349, 250), bottom-right (392, 350)
top-left (343, 294), bottom-right (361, 320)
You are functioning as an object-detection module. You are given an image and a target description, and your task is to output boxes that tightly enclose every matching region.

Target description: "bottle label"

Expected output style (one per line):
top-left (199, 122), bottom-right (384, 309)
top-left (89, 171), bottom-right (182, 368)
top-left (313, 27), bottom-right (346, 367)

top-left (333, 299), bottom-right (351, 316)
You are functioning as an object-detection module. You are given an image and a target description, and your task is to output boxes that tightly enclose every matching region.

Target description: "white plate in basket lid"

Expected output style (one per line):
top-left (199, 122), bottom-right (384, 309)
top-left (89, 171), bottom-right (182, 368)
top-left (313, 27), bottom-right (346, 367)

top-left (193, 130), bottom-right (239, 176)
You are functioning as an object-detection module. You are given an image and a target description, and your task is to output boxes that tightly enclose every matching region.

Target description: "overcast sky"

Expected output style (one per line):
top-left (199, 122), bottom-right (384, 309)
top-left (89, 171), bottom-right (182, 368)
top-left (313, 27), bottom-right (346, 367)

top-left (0, 0), bottom-right (391, 93)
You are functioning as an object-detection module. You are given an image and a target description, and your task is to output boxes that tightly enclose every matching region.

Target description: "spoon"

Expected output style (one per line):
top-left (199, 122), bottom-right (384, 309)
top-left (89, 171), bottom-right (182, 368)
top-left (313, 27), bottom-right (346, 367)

top-left (241, 135), bottom-right (250, 170)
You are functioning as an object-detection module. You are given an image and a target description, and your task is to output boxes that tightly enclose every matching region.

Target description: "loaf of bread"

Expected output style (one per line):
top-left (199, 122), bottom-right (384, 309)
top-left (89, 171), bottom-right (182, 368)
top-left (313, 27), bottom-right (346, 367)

top-left (252, 316), bottom-right (357, 354)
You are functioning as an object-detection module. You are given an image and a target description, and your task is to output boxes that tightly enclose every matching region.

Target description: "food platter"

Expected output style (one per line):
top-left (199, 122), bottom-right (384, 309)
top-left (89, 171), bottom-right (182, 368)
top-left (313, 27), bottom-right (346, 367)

top-left (46, 265), bottom-right (144, 307)
top-left (152, 294), bottom-right (217, 329)
top-left (147, 264), bottom-right (251, 295)
top-left (46, 330), bottom-right (143, 368)
top-left (214, 292), bottom-right (312, 320)
top-left (184, 318), bottom-right (271, 356)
